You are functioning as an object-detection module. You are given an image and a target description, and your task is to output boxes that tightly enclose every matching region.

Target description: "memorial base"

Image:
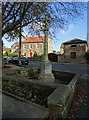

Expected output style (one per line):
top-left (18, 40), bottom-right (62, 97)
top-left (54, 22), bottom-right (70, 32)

top-left (38, 61), bottom-right (55, 83)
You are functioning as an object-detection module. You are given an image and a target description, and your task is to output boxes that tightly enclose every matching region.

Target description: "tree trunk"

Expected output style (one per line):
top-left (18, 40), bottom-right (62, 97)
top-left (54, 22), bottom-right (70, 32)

top-left (19, 3), bottom-right (22, 66)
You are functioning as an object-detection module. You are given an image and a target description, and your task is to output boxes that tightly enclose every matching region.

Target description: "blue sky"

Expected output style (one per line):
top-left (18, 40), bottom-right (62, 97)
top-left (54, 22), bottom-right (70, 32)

top-left (52, 13), bottom-right (87, 51)
top-left (3, 3), bottom-right (87, 51)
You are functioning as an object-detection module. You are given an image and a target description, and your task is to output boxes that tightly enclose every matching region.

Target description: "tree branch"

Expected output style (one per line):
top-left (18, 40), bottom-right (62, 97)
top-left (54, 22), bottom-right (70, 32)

top-left (3, 3), bottom-right (16, 21)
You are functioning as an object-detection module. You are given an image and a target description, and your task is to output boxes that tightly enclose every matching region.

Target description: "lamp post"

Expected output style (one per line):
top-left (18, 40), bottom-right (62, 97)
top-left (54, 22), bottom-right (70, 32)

top-left (38, 16), bottom-right (55, 82)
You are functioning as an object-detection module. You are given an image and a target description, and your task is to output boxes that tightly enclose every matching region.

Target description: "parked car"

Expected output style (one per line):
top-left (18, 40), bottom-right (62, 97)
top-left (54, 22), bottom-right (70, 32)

top-left (21, 57), bottom-right (29, 65)
top-left (7, 57), bottom-right (29, 65)
top-left (6, 57), bottom-right (14, 64)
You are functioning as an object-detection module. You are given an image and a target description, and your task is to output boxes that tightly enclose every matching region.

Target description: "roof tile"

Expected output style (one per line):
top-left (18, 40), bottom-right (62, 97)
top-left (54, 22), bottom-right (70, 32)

top-left (22, 36), bottom-right (44, 43)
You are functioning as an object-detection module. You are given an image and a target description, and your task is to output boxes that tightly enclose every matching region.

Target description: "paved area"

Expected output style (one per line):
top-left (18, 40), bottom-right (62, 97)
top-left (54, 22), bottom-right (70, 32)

top-left (71, 74), bottom-right (88, 118)
top-left (2, 93), bottom-right (48, 119)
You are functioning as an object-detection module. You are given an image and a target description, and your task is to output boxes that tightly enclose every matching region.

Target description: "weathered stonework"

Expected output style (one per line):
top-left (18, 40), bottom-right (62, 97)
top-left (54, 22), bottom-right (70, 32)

top-left (2, 72), bottom-right (80, 118)
top-left (38, 61), bottom-right (55, 83)
top-left (59, 39), bottom-right (88, 64)
top-left (47, 74), bottom-right (80, 118)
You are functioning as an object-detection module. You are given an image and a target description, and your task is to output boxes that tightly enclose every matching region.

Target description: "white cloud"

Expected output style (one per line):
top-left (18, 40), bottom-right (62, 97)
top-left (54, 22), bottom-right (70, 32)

top-left (61, 24), bottom-right (74, 35)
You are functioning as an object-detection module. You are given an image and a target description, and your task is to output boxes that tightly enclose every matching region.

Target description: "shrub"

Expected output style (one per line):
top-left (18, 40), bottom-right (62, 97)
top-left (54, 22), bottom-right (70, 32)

top-left (85, 51), bottom-right (89, 61)
top-left (85, 51), bottom-right (89, 64)
top-left (3, 51), bottom-right (19, 57)
top-left (33, 52), bottom-right (39, 58)
top-left (9, 52), bottom-right (19, 57)
top-left (3, 51), bottom-right (10, 56)
top-left (31, 52), bottom-right (42, 60)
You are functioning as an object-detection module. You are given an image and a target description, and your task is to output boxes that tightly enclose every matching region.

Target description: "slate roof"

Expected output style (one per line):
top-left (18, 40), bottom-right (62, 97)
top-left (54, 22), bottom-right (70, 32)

top-left (63, 38), bottom-right (87, 45)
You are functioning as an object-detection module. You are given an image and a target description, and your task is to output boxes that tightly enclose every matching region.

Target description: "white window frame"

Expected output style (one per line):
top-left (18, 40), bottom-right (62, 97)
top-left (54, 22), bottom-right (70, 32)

top-left (36, 43), bottom-right (40, 48)
top-left (29, 44), bottom-right (32, 49)
top-left (23, 44), bottom-right (26, 49)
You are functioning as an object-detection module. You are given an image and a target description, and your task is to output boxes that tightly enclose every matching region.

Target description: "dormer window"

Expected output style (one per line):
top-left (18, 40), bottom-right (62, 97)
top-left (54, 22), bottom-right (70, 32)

top-left (71, 45), bottom-right (76, 47)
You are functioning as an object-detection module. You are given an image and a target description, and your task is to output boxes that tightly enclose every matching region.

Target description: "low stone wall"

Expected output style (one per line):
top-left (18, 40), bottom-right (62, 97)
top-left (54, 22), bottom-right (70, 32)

top-left (2, 73), bottom-right (80, 118)
top-left (2, 75), bottom-right (55, 119)
top-left (47, 74), bottom-right (80, 118)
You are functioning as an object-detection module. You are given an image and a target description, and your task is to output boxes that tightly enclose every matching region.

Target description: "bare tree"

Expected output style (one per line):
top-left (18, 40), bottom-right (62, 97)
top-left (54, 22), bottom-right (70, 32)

top-left (2, 2), bottom-right (86, 65)
top-left (2, 2), bottom-right (47, 38)
top-left (2, 2), bottom-right (86, 39)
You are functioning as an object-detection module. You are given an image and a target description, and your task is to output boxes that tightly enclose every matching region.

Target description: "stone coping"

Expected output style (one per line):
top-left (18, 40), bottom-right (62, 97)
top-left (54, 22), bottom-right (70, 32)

top-left (48, 85), bottom-right (69, 110)
top-left (47, 74), bottom-right (80, 118)
top-left (68, 74), bottom-right (80, 89)
top-left (2, 75), bottom-right (61, 89)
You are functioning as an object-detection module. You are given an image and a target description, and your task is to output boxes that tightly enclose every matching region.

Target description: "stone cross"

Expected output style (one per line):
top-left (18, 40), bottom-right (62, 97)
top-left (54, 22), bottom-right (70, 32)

top-left (38, 16), bottom-right (55, 83)
top-left (42, 16), bottom-right (50, 62)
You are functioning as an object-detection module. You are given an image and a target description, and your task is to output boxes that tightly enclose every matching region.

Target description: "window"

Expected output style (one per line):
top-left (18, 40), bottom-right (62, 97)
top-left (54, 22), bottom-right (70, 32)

top-left (13, 46), bottom-right (16, 49)
top-left (79, 44), bottom-right (82, 47)
top-left (23, 45), bottom-right (26, 49)
top-left (71, 52), bottom-right (76, 59)
top-left (36, 43), bottom-right (40, 48)
top-left (71, 45), bottom-right (76, 47)
top-left (29, 44), bottom-right (32, 49)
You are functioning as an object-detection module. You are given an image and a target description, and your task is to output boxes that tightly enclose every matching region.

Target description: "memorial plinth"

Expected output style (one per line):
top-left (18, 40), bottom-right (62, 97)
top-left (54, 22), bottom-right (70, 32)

top-left (39, 61), bottom-right (55, 82)
top-left (38, 16), bottom-right (55, 83)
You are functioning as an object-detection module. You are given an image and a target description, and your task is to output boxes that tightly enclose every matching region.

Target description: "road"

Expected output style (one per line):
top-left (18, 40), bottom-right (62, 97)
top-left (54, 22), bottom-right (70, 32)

top-left (29, 61), bottom-right (89, 75)
top-left (52, 63), bottom-right (88, 75)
